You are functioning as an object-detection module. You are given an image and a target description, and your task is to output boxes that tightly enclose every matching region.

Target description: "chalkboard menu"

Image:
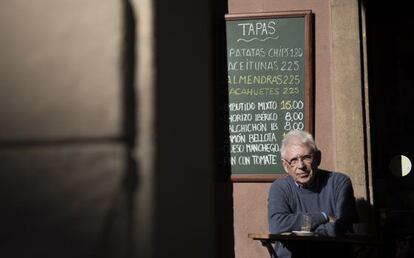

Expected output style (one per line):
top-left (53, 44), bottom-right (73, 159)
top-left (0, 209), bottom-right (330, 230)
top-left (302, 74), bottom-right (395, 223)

top-left (225, 11), bottom-right (313, 181)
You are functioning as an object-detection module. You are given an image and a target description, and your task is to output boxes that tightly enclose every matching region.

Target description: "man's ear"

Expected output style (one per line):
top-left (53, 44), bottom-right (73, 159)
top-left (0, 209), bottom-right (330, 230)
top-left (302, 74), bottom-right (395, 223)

top-left (282, 160), bottom-right (289, 173)
top-left (312, 149), bottom-right (321, 168)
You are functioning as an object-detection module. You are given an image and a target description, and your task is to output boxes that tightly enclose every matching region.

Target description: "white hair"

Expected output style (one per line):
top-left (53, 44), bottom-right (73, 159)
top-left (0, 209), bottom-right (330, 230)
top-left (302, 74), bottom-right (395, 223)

top-left (280, 130), bottom-right (317, 159)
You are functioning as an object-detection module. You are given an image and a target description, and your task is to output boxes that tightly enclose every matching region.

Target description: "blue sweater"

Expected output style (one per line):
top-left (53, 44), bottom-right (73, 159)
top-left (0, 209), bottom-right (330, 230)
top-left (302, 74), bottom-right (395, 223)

top-left (268, 170), bottom-right (358, 258)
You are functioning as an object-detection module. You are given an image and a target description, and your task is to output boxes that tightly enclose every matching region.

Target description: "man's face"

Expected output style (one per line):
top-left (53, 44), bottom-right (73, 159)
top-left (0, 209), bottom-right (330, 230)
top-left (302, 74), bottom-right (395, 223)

top-left (282, 143), bottom-right (314, 187)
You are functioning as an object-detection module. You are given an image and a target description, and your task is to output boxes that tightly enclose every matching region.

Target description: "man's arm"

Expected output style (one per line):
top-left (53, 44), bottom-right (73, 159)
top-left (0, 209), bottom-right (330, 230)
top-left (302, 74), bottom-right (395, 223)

top-left (315, 175), bottom-right (358, 236)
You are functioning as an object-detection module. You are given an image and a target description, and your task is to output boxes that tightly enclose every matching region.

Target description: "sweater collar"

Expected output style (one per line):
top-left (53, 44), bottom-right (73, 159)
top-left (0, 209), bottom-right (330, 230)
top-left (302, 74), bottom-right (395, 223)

top-left (293, 169), bottom-right (320, 190)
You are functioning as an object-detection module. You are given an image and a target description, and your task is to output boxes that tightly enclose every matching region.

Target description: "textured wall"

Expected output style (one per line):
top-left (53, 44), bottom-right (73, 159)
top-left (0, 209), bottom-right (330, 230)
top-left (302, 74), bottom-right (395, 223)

top-left (227, 1), bottom-right (335, 258)
top-left (0, 0), bottom-right (217, 258)
top-left (0, 1), bottom-right (134, 257)
top-left (0, 1), bottom-right (123, 140)
top-left (0, 145), bottom-right (129, 257)
top-left (227, 1), bottom-right (369, 258)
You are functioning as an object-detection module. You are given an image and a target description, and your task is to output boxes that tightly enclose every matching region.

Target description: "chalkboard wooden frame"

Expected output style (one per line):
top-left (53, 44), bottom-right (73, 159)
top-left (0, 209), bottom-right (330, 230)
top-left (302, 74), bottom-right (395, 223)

top-left (225, 10), bottom-right (314, 182)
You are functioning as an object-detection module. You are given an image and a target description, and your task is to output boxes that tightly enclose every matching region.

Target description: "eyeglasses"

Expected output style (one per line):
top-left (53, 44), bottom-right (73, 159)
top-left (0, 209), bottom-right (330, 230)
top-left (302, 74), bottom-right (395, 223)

top-left (283, 154), bottom-right (313, 167)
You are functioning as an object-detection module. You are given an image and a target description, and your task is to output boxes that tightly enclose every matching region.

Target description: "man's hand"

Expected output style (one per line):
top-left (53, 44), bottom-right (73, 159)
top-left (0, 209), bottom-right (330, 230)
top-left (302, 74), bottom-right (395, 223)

top-left (328, 216), bottom-right (336, 223)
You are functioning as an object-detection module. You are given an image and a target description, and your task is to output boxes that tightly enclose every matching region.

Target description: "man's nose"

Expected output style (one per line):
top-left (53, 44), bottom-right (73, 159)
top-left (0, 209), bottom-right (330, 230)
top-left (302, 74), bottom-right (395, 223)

top-left (297, 158), bottom-right (306, 168)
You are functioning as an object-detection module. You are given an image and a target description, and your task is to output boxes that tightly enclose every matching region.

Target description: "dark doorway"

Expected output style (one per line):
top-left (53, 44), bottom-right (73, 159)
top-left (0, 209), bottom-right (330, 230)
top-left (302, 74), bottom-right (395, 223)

top-left (367, 2), bottom-right (414, 258)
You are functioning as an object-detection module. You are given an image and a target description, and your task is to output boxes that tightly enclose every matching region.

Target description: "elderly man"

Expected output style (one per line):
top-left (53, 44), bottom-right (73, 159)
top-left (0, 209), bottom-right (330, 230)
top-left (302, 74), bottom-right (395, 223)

top-left (268, 130), bottom-right (358, 258)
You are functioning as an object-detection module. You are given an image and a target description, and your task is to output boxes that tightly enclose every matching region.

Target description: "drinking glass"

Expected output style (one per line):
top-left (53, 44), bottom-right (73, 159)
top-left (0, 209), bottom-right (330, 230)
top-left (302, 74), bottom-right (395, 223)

top-left (301, 214), bottom-right (311, 232)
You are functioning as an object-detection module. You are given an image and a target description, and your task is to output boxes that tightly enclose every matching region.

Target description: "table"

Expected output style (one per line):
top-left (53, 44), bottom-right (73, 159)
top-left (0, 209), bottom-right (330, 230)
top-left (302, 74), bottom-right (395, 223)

top-left (248, 232), bottom-right (380, 258)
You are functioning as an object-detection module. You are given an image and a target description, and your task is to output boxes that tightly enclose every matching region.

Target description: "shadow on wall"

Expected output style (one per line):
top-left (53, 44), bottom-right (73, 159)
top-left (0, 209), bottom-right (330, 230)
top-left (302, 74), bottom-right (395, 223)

top-left (354, 198), bottom-right (376, 235)
top-left (213, 0), bottom-right (235, 257)
top-left (89, 0), bottom-right (139, 257)
top-left (0, 1), bottom-right (139, 258)
top-left (355, 194), bottom-right (414, 258)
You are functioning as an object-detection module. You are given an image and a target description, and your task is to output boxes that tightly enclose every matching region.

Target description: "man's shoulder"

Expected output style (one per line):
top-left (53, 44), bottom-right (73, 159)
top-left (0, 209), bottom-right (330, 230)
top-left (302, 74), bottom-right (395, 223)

top-left (271, 175), bottom-right (292, 185)
top-left (319, 169), bottom-right (350, 178)
top-left (319, 169), bottom-right (352, 185)
top-left (270, 176), bottom-right (294, 191)
top-left (268, 176), bottom-right (297, 200)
